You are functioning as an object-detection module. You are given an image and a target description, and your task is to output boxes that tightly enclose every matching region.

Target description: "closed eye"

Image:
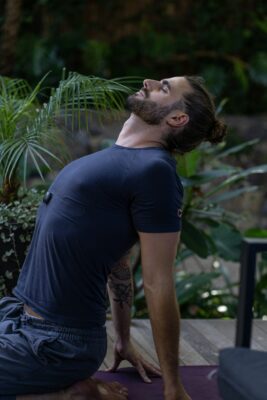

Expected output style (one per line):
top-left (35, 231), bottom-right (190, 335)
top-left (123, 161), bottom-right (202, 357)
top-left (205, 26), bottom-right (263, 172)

top-left (160, 85), bottom-right (169, 93)
top-left (161, 79), bottom-right (171, 93)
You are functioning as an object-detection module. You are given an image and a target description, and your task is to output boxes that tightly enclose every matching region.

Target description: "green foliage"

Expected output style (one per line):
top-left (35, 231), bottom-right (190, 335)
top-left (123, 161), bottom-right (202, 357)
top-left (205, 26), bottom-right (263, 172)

top-left (132, 138), bottom-right (267, 319)
top-left (175, 269), bottom-right (238, 318)
top-left (0, 71), bottom-right (139, 201)
top-left (178, 139), bottom-right (267, 264)
top-left (3, 0), bottom-right (266, 113)
top-left (201, 65), bottom-right (227, 97)
top-left (244, 229), bottom-right (267, 317)
top-left (82, 40), bottom-right (110, 75)
top-left (254, 252), bottom-right (267, 317)
top-left (0, 188), bottom-right (44, 297)
top-left (249, 52), bottom-right (267, 86)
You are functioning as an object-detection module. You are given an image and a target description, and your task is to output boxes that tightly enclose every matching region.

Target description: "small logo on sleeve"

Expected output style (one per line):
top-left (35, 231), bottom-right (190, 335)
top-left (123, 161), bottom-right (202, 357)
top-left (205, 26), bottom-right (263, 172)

top-left (177, 208), bottom-right (183, 218)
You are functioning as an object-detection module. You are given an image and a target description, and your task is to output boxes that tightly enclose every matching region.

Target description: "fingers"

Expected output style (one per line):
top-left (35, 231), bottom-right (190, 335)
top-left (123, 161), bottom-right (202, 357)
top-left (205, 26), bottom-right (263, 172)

top-left (142, 360), bottom-right (162, 377)
top-left (106, 352), bottom-right (122, 373)
top-left (135, 360), bottom-right (152, 383)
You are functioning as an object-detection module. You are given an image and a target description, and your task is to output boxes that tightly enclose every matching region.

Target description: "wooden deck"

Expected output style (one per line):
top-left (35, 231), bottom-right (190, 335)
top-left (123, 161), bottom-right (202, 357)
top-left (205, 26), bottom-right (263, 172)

top-left (100, 319), bottom-right (267, 369)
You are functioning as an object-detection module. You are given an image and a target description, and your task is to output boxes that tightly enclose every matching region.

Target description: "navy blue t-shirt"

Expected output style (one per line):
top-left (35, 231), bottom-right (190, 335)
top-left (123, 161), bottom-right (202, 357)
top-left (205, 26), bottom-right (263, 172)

top-left (13, 144), bottom-right (183, 328)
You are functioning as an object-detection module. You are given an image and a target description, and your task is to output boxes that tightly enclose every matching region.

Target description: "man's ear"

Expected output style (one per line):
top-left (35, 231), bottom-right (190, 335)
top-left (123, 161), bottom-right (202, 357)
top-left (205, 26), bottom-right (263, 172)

top-left (166, 111), bottom-right (189, 128)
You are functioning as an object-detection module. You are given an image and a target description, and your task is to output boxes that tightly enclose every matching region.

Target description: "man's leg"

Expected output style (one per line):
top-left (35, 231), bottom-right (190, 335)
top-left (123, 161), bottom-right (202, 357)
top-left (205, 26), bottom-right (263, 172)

top-left (17, 378), bottom-right (128, 400)
top-left (0, 297), bottom-right (128, 400)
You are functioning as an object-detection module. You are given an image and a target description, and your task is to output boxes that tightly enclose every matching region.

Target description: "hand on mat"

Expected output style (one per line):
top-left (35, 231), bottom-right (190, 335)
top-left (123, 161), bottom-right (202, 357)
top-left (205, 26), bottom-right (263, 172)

top-left (107, 339), bottom-right (162, 383)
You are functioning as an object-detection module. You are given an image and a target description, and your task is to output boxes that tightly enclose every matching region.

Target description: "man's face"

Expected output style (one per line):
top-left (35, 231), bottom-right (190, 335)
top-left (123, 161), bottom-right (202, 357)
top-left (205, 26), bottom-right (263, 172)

top-left (126, 77), bottom-right (191, 125)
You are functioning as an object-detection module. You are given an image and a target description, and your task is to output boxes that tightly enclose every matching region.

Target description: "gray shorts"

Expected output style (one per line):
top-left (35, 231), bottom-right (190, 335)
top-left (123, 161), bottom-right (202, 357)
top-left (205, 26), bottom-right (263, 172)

top-left (0, 296), bottom-right (107, 399)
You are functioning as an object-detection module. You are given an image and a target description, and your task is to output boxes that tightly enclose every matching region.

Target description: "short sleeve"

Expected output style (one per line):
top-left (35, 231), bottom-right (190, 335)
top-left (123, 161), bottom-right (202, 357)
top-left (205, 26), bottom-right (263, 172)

top-left (130, 160), bottom-right (183, 233)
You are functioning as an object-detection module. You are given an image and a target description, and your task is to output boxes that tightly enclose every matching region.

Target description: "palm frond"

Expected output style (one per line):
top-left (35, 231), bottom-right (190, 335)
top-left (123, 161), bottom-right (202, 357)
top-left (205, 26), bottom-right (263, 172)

top-left (0, 76), bottom-right (32, 98)
top-left (11, 72), bottom-right (50, 125)
top-left (27, 72), bottom-right (139, 141)
top-left (0, 71), bottom-right (140, 186)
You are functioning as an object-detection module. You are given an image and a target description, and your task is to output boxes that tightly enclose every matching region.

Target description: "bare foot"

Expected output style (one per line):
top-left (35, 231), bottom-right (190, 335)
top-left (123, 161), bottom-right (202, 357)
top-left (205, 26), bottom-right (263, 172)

top-left (177, 384), bottom-right (192, 400)
top-left (65, 377), bottom-right (128, 400)
top-left (165, 383), bottom-right (192, 400)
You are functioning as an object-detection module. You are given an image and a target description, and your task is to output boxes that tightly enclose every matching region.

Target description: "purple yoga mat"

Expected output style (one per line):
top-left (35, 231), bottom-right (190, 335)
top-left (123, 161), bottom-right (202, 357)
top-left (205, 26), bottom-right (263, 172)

top-left (94, 366), bottom-right (222, 400)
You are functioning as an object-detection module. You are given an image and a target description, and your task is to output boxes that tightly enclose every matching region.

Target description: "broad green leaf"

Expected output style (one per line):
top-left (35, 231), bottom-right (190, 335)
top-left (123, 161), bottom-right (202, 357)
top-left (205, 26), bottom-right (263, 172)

top-left (244, 228), bottom-right (267, 238)
top-left (181, 219), bottom-right (209, 258)
top-left (194, 217), bottom-right (221, 228)
top-left (190, 206), bottom-right (240, 223)
top-left (208, 185), bottom-right (258, 203)
top-left (211, 223), bottom-right (242, 261)
top-left (177, 148), bottom-right (201, 177)
top-left (176, 272), bottom-right (220, 304)
top-left (205, 164), bottom-right (267, 197)
top-left (217, 139), bottom-right (259, 158)
top-left (182, 167), bottom-right (238, 187)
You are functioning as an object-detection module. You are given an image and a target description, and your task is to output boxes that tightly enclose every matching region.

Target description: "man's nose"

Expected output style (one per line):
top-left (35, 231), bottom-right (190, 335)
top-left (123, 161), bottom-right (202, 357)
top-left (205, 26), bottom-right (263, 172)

top-left (143, 79), bottom-right (160, 91)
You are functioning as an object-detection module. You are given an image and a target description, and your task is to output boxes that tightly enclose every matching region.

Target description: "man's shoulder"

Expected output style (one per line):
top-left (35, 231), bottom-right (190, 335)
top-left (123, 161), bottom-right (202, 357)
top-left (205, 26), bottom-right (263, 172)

top-left (138, 152), bottom-right (176, 176)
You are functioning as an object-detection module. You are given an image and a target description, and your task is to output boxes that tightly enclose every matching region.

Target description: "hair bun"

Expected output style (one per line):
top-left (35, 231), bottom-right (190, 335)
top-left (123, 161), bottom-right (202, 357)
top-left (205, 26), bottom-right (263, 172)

top-left (207, 119), bottom-right (227, 144)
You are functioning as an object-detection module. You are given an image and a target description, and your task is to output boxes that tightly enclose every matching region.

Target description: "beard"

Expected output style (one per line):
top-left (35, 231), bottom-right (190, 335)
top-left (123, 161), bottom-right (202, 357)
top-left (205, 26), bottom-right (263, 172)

top-left (126, 92), bottom-right (175, 125)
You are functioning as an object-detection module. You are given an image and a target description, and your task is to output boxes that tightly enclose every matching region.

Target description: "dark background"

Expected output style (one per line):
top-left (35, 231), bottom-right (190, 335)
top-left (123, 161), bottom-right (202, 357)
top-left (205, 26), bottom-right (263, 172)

top-left (1, 0), bottom-right (267, 114)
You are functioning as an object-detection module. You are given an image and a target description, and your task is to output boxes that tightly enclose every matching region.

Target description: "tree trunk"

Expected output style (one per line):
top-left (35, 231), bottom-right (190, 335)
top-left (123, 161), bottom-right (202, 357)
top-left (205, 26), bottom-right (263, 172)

top-left (0, 177), bottom-right (20, 204)
top-left (0, 0), bottom-right (23, 76)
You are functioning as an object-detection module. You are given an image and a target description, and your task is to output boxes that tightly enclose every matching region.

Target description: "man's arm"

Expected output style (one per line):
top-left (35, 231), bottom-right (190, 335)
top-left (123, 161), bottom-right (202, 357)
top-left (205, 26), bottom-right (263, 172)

top-left (139, 231), bottom-right (189, 400)
top-left (107, 251), bottom-right (133, 345)
top-left (107, 250), bottom-right (162, 381)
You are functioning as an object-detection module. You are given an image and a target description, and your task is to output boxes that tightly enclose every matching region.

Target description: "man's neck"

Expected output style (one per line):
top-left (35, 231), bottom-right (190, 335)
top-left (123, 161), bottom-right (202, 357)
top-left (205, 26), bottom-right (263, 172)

top-left (116, 114), bottom-right (164, 148)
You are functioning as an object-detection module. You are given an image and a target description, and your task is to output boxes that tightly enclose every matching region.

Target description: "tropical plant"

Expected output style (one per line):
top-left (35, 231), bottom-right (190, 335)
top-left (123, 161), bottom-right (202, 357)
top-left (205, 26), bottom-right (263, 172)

top-left (131, 138), bottom-right (267, 318)
top-left (0, 70), bottom-right (140, 297)
top-left (2, 0), bottom-right (267, 113)
top-left (244, 228), bottom-right (267, 318)
top-left (0, 188), bottom-right (45, 297)
top-left (178, 138), bottom-right (267, 262)
top-left (0, 70), bottom-right (139, 203)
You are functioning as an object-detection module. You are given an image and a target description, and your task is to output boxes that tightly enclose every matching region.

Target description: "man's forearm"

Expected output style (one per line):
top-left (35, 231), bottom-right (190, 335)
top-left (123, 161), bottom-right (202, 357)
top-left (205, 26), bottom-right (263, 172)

top-left (144, 280), bottom-right (180, 392)
top-left (107, 253), bottom-right (133, 343)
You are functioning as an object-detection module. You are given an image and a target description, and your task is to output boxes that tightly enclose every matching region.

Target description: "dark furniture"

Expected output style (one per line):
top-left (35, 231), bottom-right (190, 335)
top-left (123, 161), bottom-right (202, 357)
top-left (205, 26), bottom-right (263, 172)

top-left (218, 238), bottom-right (267, 400)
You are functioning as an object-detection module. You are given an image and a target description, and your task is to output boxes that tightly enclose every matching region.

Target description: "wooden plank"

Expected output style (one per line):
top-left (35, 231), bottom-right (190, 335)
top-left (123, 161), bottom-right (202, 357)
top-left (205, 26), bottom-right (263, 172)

top-left (103, 318), bottom-right (267, 369)
top-left (131, 320), bottom-right (209, 366)
top-left (208, 319), bottom-right (267, 351)
top-left (179, 337), bottom-right (209, 366)
top-left (130, 322), bottom-right (159, 365)
top-left (253, 320), bottom-right (267, 350)
top-left (200, 319), bottom-right (267, 351)
top-left (180, 320), bottom-right (219, 364)
top-left (257, 320), bottom-right (267, 335)
top-left (208, 319), bottom-right (235, 347)
top-left (187, 319), bottom-right (233, 352)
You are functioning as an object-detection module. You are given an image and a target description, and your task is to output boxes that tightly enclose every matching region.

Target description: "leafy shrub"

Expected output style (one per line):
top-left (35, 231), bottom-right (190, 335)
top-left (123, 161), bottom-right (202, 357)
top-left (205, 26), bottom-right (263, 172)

top-left (131, 138), bottom-right (267, 318)
top-left (0, 189), bottom-right (44, 297)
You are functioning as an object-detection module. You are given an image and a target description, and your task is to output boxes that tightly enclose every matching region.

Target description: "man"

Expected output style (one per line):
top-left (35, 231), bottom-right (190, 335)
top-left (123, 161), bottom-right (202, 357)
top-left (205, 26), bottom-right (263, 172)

top-left (0, 76), bottom-right (226, 400)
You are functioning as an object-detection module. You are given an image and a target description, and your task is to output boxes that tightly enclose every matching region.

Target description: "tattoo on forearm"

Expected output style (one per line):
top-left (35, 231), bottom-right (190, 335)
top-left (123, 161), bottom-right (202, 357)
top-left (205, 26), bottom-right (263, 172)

top-left (108, 280), bottom-right (132, 309)
top-left (108, 256), bottom-right (133, 309)
top-left (111, 266), bottom-right (131, 280)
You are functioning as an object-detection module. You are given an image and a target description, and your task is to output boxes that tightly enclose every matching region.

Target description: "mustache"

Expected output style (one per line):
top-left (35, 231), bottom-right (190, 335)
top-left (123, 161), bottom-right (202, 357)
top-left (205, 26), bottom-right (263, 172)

top-left (143, 88), bottom-right (149, 98)
top-left (138, 87), bottom-right (149, 98)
